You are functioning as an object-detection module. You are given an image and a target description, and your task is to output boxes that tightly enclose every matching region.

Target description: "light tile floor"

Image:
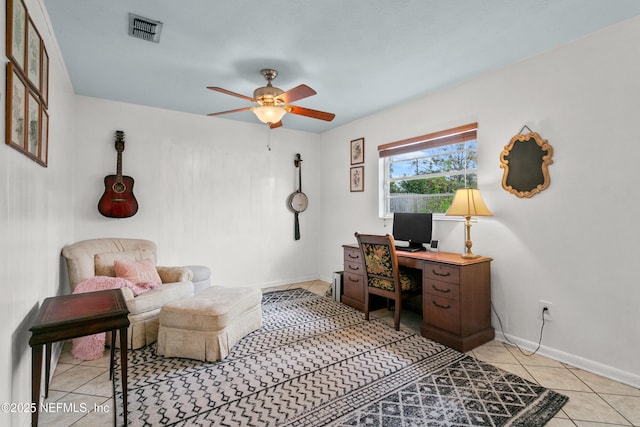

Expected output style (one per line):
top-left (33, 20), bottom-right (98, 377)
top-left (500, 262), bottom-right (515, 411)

top-left (41, 281), bottom-right (640, 426)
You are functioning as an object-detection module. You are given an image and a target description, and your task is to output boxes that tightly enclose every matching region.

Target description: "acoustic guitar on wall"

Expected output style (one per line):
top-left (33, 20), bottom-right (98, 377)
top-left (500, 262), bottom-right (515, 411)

top-left (98, 130), bottom-right (139, 218)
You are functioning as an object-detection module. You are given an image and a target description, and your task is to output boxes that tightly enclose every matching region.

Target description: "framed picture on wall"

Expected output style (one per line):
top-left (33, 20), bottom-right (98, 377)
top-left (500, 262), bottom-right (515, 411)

top-left (40, 108), bottom-right (49, 165)
top-left (350, 137), bottom-right (364, 165)
top-left (41, 46), bottom-right (49, 107)
top-left (7, 0), bottom-right (27, 73)
top-left (26, 17), bottom-right (42, 91)
top-left (27, 89), bottom-right (40, 157)
top-left (6, 63), bottom-right (27, 150)
top-left (350, 166), bottom-right (364, 192)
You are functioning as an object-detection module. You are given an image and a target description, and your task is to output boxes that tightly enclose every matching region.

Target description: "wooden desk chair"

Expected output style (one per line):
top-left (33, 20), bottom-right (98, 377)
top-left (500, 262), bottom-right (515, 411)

top-left (355, 232), bottom-right (421, 330)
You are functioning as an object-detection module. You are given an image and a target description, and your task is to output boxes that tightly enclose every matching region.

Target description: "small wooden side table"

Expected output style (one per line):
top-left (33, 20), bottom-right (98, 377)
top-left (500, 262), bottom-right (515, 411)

top-left (29, 289), bottom-right (130, 426)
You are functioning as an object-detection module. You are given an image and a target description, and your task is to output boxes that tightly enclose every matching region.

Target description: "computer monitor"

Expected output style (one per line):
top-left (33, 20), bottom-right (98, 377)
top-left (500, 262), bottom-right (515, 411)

top-left (392, 212), bottom-right (433, 251)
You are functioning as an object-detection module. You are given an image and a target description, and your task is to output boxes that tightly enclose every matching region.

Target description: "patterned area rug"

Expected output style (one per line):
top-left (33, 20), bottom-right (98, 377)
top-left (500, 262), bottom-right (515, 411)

top-left (114, 288), bottom-right (567, 426)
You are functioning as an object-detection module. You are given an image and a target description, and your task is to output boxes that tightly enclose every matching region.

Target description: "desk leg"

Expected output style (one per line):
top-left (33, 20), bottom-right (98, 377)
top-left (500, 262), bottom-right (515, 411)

top-left (119, 327), bottom-right (128, 426)
top-left (45, 344), bottom-right (51, 398)
top-left (109, 331), bottom-right (116, 380)
top-left (31, 344), bottom-right (43, 427)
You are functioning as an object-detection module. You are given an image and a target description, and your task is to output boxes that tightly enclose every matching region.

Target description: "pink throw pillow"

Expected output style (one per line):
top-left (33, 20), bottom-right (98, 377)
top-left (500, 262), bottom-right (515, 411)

top-left (114, 258), bottom-right (162, 285)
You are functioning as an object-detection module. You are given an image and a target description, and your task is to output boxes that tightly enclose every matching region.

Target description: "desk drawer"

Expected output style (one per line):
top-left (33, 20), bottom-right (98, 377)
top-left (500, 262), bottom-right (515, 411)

top-left (425, 279), bottom-right (460, 301)
top-left (343, 273), bottom-right (364, 300)
top-left (344, 247), bottom-right (363, 263)
top-left (400, 257), bottom-right (422, 270)
top-left (345, 261), bottom-right (363, 274)
top-left (424, 263), bottom-right (460, 284)
top-left (424, 294), bottom-right (460, 334)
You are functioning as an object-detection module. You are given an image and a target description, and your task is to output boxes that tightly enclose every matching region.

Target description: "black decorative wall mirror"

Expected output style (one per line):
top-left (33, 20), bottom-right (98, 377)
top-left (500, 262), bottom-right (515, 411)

top-left (500, 128), bottom-right (554, 198)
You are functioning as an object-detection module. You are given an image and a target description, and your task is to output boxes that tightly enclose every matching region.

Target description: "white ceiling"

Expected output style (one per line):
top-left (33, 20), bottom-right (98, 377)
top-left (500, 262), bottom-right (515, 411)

top-left (43, 0), bottom-right (640, 133)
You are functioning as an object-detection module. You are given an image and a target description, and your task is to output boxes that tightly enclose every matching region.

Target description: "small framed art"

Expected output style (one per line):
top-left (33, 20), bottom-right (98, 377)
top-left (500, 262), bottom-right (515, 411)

top-left (350, 166), bottom-right (364, 192)
top-left (7, 0), bottom-right (27, 73)
top-left (40, 108), bottom-right (49, 165)
top-left (27, 89), bottom-right (40, 156)
top-left (41, 46), bottom-right (49, 107)
top-left (26, 17), bottom-right (42, 91)
top-left (6, 63), bottom-right (27, 151)
top-left (350, 137), bottom-right (364, 165)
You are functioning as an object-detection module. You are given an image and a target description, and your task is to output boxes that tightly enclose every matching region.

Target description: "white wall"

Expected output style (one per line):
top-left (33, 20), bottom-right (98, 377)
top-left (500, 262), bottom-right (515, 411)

top-left (72, 97), bottom-right (322, 288)
top-left (0, 0), bottom-right (76, 425)
top-left (318, 17), bottom-right (640, 387)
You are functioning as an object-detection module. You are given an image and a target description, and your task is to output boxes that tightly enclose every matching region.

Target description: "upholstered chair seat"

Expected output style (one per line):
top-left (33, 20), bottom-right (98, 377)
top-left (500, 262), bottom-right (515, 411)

top-left (367, 267), bottom-right (421, 292)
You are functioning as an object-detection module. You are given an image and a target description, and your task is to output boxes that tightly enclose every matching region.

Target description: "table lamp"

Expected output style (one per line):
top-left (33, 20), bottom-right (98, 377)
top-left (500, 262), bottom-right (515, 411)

top-left (446, 188), bottom-right (493, 258)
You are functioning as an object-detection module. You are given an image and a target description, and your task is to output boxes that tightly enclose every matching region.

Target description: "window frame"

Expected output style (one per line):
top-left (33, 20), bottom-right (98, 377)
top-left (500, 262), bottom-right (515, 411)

top-left (378, 123), bottom-right (478, 219)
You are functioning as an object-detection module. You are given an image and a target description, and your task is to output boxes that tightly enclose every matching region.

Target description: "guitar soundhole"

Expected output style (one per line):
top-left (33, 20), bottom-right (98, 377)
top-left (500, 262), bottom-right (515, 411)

top-left (112, 182), bottom-right (126, 193)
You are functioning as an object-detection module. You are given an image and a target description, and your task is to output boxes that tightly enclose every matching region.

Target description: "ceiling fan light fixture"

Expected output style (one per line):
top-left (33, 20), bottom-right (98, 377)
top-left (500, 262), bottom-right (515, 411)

top-left (252, 106), bottom-right (286, 124)
top-left (208, 68), bottom-right (334, 127)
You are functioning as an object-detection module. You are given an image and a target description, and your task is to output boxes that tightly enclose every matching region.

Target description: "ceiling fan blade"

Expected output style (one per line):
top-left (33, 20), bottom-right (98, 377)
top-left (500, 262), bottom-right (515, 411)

top-left (276, 84), bottom-right (317, 104)
top-left (207, 86), bottom-right (256, 102)
top-left (207, 107), bottom-right (253, 116)
top-left (286, 105), bottom-right (335, 122)
top-left (270, 121), bottom-right (283, 129)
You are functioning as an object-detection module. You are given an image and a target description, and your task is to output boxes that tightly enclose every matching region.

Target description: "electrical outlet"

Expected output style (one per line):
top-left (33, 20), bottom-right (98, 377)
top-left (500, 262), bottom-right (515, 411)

top-left (538, 300), bottom-right (552, 321)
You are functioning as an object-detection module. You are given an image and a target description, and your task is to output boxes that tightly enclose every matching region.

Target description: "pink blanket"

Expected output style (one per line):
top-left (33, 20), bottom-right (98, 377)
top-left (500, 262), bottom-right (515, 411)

top-left (71, 276), bottom-right (160, 360)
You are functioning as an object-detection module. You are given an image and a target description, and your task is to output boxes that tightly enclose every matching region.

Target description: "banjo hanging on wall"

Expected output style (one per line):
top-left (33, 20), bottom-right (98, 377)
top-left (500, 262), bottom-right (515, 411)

top-left (288, 153), bottom-right (308, 240)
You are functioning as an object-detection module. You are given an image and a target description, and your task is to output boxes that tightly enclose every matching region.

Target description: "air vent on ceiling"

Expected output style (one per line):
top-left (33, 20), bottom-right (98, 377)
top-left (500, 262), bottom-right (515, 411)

top-left (128, 13), bottom-right (163, 43)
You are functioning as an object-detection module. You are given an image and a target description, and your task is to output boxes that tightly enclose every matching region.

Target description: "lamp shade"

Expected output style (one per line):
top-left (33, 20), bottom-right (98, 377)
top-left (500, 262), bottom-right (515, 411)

top-left (252, 106), bottom-right (286, 124)
top-left (446, 188), bottom-right (493, 217)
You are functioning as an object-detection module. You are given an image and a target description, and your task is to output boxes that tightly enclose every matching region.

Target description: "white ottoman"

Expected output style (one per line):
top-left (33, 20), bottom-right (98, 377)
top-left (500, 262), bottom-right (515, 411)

top-left (157, 286), bottom-right (262, 362)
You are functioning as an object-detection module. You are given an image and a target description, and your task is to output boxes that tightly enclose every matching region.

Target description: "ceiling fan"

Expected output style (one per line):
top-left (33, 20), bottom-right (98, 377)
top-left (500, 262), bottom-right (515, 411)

top-left (207, 69), bottom-right (335, 129)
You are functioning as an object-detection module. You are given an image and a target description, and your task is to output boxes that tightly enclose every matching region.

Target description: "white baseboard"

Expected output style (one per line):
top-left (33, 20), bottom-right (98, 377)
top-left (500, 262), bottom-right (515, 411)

top-left (235, 274), bottom-right (326, 290)
top-left (494, 331), bottom-right (640, 389)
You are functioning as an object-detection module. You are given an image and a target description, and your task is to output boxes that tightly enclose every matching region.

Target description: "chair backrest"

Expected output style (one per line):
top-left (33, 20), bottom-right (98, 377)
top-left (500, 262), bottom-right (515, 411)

top-left (61, 238), bottom-right (158, 290)
top-left (354, 233), bottom-right (401, 294)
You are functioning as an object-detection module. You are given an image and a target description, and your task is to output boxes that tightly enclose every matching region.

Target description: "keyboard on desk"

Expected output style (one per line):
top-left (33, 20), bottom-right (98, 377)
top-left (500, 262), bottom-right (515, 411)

top-left (394, 246), bottom-right (422, 253)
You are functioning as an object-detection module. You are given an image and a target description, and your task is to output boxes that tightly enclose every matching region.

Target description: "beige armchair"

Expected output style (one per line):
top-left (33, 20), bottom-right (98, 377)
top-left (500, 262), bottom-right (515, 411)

top-left (62, 238), bottom-right (198, 349)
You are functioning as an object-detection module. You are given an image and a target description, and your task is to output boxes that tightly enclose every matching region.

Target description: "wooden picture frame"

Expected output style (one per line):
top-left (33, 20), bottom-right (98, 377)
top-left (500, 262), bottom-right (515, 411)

top-left (40, 107), bottom-right (49, 165)
top-left (6, 63), bottom-right (27, 151)
top-left (350, 137), bottom-right (364, 165)
top-left (27, 89), bottom-right (40, 157)
top-left (500, 131), bottom-right (554, 198)
top-left (41, 45), bottom-right (49, 107)
top-left (350, 166), bottom-right (364, 192)
top-left (7, 0), bottom-right (27, 73)
top-left (26, 17), bottom-right (42, 92)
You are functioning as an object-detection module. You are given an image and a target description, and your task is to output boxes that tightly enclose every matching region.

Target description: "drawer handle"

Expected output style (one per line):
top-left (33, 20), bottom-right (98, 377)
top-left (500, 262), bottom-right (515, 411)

top-left (432, 269), bottom-right (451, 277)
top-left (432, 284), bottom-right (450, 293)
top-left (349, 266), bottom-right (360, 271)
top-left (349, 277), bottom-right (360, 283)
top-left (432, 300), bottom-right (451, 310)
top-left (348, 253), bottom-right (360, 259)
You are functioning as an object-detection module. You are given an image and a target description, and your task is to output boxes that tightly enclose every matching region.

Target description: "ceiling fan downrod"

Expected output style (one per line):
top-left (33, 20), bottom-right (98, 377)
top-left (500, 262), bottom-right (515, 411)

top-left (254, 69), bottom-right (284, 106)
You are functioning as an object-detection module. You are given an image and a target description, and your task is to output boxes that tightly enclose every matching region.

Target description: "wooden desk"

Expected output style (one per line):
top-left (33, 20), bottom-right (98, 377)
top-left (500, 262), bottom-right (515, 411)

top-left (29, 289), bottom-right (130, 426)
top-left (342, 244), bottom-right (493, 352)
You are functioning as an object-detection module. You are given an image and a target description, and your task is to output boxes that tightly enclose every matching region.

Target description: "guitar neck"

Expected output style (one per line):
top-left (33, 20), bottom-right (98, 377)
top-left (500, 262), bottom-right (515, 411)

top-left (116, 150), bottom-right (123, 183)
top-left (114, 130), bottom-right (125, 183)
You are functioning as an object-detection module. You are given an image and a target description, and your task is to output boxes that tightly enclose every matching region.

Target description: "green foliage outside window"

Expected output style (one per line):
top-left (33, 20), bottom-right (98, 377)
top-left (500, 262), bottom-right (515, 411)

top-left (385, 141), bottom-right (477, 214)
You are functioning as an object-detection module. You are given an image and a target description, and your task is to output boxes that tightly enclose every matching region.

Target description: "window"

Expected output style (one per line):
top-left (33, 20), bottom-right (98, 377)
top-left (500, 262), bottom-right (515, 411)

top-left (379, 123), bottom-right (478, 217)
